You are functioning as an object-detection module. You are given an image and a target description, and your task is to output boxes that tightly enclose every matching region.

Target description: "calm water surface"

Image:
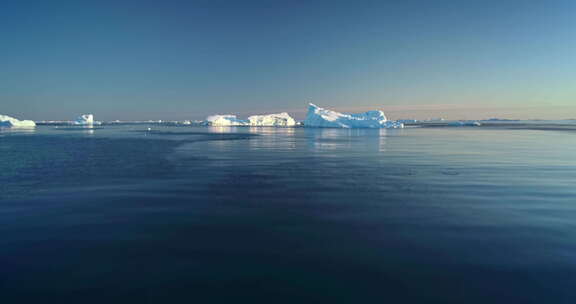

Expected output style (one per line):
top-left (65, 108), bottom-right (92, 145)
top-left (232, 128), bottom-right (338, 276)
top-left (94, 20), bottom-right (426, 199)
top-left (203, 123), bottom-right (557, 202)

top-left (1, 124), bottom-right (576, 303)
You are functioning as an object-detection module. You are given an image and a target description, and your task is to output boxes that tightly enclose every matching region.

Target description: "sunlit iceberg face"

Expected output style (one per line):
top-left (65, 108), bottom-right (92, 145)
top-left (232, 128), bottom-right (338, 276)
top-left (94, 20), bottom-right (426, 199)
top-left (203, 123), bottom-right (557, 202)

top-left (205, 112), bottom-right (297, 127)
top-left (303, 104), bottom-right (403, 129)
top-left (0, 114), bottom-right (36, 128)
top-left (205, 115), bottom-right (248, 126)
top-left (247, 113), bottom-right (296, 127)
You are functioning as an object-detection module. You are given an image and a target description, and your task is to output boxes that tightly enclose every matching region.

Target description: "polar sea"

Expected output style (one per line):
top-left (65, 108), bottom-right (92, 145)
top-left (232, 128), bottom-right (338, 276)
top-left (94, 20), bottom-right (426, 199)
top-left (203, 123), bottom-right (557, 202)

top-left (1, 122), bottom-right (576, 303)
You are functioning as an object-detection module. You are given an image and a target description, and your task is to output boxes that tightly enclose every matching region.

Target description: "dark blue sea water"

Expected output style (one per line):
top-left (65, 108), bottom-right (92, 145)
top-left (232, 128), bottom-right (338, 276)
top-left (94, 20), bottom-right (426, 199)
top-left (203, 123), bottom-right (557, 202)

top-left (1, 123), bottom-right (576, 303)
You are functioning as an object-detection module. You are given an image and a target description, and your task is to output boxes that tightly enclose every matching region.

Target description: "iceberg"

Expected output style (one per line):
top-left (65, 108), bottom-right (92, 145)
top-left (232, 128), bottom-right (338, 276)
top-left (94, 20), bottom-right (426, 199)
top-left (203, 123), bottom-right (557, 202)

top-left (248, 112), bottom-right (296, 126)
top-left (74, 114), bottom-right (94, 125)
top-left (304, 104), bottom-right (403, 128)
top-left (205, 115), bottom-right (249, 126)
top-left (205, 112), bottom-right (297, 127)
top-left (0, 114), bottom-right (36, 128)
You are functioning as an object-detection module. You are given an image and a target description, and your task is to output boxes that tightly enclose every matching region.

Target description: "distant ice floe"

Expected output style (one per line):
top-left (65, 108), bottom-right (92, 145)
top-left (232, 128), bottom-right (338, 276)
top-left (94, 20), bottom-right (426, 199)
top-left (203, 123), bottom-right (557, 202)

top-left (205, 113), bottom-right (297, 127)
top-left (0, 114), bottom-right (36, 128)
top-left (448, 120), bottom-right (482, 127)
top-left (74, 114), bottom-right (95, 125)
top-left (303, 104), bottom-right (403, 128)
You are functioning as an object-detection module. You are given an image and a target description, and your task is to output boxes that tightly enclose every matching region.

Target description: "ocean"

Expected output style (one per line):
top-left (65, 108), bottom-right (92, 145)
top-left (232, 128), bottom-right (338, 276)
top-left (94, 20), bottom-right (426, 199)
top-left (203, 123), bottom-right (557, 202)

top-left (1, 122), bottom-right (576, 303)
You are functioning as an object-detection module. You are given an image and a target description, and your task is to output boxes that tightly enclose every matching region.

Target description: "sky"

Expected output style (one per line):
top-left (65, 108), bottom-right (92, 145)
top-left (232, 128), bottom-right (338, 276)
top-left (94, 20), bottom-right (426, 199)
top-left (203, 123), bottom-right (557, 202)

top-left (1, 0), bottom-right (575, 120)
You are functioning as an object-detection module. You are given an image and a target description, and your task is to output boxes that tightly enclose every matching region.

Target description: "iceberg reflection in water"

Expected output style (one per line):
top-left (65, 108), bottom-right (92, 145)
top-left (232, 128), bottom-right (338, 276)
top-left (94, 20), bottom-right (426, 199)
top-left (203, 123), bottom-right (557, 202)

top-left (1, 124), bottom-right (576, 303)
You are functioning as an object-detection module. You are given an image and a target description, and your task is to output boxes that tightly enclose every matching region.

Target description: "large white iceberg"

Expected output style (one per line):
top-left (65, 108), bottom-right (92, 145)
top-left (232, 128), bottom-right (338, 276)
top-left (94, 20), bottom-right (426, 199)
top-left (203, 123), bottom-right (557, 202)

top-left (74, 114), bottom-right (94, 125)
top-left (205, 112), bottom-right (297, 127)
top-left (205, 115), bottom-right (248, 126)
top-left (248, 112), bottom-right (296, 126)
top-left (304, 104), bottom-right (403, 128)
top-left (0, 114), bottom-right (36, 128)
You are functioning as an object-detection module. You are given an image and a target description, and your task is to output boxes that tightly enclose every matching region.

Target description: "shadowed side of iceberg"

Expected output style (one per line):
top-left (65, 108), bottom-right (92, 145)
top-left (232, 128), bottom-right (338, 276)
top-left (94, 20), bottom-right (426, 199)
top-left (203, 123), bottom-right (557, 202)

top-left (74, 114), bottom-right (96, 125)
top-left (303, 104), bottom-right (403, 129)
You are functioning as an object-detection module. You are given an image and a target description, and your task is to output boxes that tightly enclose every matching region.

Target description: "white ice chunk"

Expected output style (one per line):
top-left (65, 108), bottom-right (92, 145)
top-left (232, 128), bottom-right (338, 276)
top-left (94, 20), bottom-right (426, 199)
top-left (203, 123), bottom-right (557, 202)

top-left (205, 115), bottom-right (249, 126)
top-left (74, 114), bottom-right (94, 125)
top-left (0, 114), bottom-right (36, 128)
top-left (448, 121), bottom-right (482, 127)
top-left (248, 112), bottom-right (296, 126)
top-left (304, 104), bottom-right (403, 128)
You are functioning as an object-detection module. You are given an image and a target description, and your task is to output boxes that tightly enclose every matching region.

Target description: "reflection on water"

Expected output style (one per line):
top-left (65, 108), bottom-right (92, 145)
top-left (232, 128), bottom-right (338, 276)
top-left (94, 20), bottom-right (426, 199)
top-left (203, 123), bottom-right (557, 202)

top-left (249, 127), bottom-right (296, 150)
top-left (0, 127), bottom-right (36, 134)
top-left (207, 126), bottom-right (240, 133)
top-left (379, 129), bottom-right (390, 152)
top-left (304, 128), bottom-right (398, 153)
top-left (1, 124), bottom-right (576, 303)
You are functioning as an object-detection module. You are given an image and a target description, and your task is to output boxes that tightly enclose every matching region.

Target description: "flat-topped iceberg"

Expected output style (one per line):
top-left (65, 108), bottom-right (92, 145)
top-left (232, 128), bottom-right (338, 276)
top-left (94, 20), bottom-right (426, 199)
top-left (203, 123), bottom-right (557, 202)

top-left (205, 112), bottom-right (297, 127)
top-left (248, 112), bottom-right (296, 126)
top-left (304, 104), bottom-right (403, 128)
top-left (0, 114), bottom-right (36, 128)
top-left (205, 115), bottom-right (248, 126)
top-left (74, 114), bottom-right (94, 125)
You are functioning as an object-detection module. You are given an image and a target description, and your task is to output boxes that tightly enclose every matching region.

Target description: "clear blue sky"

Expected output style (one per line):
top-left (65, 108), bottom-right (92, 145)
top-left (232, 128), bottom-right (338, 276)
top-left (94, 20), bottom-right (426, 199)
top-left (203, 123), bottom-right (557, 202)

top-left (2, 0), bottom-right (575, 120)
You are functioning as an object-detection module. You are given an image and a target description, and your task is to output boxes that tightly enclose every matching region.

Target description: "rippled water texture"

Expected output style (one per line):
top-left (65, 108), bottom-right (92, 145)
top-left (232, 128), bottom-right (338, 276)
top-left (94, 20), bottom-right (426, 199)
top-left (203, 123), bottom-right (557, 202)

top-left (1, 124), bottom-right (576, 303)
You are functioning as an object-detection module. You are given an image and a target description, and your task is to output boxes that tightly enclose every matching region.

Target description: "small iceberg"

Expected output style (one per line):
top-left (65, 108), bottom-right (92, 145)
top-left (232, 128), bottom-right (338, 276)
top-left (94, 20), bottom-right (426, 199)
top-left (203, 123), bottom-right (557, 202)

top-left (448, 120), bottom-right (482, 127)
top-left (0, 114), bottom-right (36, 128)
top-left (74, 114), bottom-right (94, 125)
top-left (304, 104), bottom-right (403, 128)
top-left (248, 112), bottom-right (296, 126)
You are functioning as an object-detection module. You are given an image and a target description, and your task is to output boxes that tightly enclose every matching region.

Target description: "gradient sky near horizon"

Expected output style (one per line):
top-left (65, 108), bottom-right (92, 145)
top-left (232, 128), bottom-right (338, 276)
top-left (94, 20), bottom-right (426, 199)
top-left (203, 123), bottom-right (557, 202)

top-left (2, 0), bottom-right (575, 120)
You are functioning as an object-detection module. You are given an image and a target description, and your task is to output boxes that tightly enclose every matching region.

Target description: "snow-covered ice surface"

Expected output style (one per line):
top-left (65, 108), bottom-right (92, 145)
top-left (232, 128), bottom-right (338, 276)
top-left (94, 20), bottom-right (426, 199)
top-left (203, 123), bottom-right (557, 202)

top-left (248, 112), bottom-right (296, 126)
top-left (0, 114), bottom-right (36, 128)
top-left (304, 104), bottom-right (403, 128)
top-left (74, 114), bottom-right (95, 125)
top-left (205, 105), bottom-right (402, 128)
top-left (206, 113), bottom-right (297, 127)
top-left (205, 115), bottom-right (249, 126)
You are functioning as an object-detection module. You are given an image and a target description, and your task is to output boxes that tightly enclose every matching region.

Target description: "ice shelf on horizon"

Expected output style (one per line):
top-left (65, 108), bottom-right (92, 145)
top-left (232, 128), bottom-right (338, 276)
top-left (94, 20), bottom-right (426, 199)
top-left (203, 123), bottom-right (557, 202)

top-left (0, 114), bottom-right (36, 128)
top-left (303, 103), bottom-right (404, 128)
top-left (205, 112), bottom-right (297, 127)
